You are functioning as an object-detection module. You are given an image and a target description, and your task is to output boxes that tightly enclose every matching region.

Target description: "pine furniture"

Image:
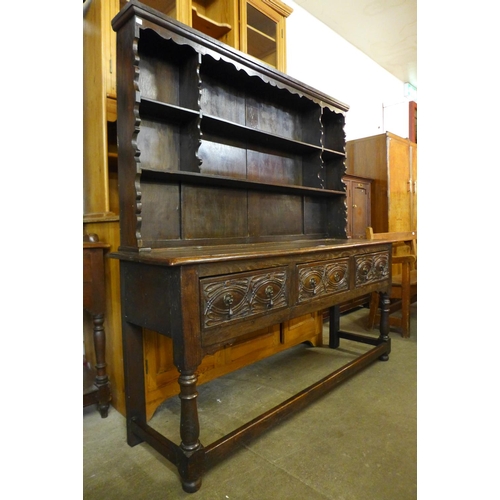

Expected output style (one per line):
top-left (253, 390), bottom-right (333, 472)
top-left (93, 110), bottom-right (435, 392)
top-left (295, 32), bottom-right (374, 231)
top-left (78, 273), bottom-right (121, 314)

top-left (366, 227), bottom-right (417, 337)
top-left (345, 132), bottom-right (417, 234)
top-left (111, 1), bottom-right (393, 491)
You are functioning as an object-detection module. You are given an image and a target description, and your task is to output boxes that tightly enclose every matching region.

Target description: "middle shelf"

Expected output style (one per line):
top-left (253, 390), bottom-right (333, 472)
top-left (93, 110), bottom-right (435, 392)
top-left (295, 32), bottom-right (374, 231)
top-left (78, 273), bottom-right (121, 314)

top-left (140, 97), bottom-right (345, 159)
top-left (140, 168), bottom-right (346, 197)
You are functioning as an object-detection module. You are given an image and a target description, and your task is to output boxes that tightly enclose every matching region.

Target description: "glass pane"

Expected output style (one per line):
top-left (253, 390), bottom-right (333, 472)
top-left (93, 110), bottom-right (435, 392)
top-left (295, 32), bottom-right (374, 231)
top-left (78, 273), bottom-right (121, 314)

top-left (247, 4), bottom-right (276, 38)
top-left (246, 3), bottom-right (277, 66)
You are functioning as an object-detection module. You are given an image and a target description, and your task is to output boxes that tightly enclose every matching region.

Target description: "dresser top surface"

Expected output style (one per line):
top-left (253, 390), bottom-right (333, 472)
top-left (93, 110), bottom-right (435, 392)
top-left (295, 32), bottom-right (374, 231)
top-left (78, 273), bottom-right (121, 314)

top-left (111, 238), bottom-right (392, 267)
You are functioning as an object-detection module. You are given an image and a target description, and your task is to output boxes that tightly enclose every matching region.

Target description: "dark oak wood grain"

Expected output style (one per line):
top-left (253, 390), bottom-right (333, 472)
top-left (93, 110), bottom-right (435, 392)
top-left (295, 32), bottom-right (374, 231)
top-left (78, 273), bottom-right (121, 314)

top-left (111, 1), bottom-right (392, 492)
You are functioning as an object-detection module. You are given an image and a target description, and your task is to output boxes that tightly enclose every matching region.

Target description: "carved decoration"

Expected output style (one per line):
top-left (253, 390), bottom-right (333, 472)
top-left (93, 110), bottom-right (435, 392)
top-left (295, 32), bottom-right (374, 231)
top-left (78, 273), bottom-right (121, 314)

top-left (297, 258), bottom-right (350, 302)
top-left (202, 269), bottom-right (287, 328)
top-left (354, 251), bottom-right (390, 287)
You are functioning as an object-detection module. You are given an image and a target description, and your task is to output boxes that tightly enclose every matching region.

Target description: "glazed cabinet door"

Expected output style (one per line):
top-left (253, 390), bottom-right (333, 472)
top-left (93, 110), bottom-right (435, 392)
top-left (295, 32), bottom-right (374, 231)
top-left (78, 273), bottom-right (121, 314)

top-left (239, 0), bottom-right (290, 71)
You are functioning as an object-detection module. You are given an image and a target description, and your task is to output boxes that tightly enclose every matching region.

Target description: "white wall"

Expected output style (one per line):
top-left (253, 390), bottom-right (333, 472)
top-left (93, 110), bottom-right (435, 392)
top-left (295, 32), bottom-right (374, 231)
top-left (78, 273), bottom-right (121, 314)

top-left (284, 1), bottom-right (414, 141)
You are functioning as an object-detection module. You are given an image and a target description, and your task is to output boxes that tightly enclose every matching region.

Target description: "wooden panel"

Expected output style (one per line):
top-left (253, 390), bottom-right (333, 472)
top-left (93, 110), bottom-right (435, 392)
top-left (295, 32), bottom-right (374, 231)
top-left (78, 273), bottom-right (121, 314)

top-left (248, 192), bottom-right (303, 236)
top-left (139, 31), bottom-right (200, 110)
top-left (322, 107), bottom-right (346, 152)
top-left (140, 182), bottom-right (181, 241)
top-left (354, 251), bottom-right (390, 287)
top-left (351, 182), bottom-right (370, 238)
top-left (344, 176), bottom-right (372, 239)
top-left (387, 135), bottom-right (411, 232)
top-left (138, 118), bottom-right (181, 171)
top-left (83, 0), bottom-right (113, 217)
top-left (198, 141), bottom-right (247, 178)
top-left (247, 150), bottom-right (301, 185)
top-left (200, 267), bottom-right (288, 330)
top-left (303, 197), bottom-right (327, 235)
top-left (281, 311), bottom-right (322, 345)
top-left (297, 258), bottom-right (350, 303)
top-left (200, 64), bottom-right (246, 124)
top-left (182, 185), bottom-right (249, 239)
top-left (411, 143), bottom-right (417, 232)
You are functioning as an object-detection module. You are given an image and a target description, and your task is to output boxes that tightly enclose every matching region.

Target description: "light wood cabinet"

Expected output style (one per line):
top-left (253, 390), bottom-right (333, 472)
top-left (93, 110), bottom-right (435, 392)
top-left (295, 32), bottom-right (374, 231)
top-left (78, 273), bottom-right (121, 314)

top-left (84, 0), bottom-right (325, 419)
top-left (345, 132), bottom-right (417, 233)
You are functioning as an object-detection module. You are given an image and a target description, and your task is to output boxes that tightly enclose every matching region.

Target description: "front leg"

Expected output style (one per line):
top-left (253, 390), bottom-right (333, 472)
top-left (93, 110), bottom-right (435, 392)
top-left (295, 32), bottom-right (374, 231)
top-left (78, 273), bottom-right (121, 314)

top-left (378, 291), bottom-right (391, 361)
top-left (177, 370), bottom-right (204, 493)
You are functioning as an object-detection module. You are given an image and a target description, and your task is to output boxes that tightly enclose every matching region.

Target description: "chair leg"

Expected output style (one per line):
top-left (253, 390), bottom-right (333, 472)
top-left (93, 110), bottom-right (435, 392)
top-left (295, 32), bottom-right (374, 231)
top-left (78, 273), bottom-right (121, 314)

top-left (367, 291), bottom-right (379, 330)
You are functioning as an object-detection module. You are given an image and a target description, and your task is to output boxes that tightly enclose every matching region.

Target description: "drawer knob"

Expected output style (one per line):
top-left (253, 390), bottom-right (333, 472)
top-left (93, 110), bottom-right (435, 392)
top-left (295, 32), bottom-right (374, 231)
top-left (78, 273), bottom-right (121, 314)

top-left (310, 277), bottom-right (317, 295)
top-left (223, 293), bottom-right (234, 317)
top-left (265, 286), bottom-right (274, 308)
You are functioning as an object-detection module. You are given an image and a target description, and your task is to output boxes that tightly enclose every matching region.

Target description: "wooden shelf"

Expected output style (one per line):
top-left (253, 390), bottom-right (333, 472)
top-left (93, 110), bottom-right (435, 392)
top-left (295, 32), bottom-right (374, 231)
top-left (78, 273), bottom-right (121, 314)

top-left (139, 98), bottom-right (345, 160)
top-left (201, 114), bottom-right (341, 157)
top-left (140, 169), bottom-right (345, 197)
top-left (140, 98), bottom-right (200, 123)
top-left (192, 6), bottom-right (232, 39)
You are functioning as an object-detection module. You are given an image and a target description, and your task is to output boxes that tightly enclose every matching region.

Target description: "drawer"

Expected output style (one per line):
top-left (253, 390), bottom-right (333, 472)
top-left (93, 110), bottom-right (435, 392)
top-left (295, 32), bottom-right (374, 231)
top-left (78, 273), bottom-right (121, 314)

top-left (201, 268), bottom-right (288, 329)
top-left (354, 251), bottom-right (390, 287)
top-left (297, 258), bottom-right (350, 303)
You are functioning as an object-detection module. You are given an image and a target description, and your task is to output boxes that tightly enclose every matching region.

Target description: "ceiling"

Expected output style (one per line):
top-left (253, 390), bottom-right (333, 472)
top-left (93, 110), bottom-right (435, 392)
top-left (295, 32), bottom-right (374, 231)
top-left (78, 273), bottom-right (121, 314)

top-left (291, 0), bottom-right (417, 88)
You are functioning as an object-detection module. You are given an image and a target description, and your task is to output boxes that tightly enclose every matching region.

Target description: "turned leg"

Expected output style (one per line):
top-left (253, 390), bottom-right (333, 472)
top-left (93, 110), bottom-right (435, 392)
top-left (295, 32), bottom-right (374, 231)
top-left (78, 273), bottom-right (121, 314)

top-left (378, 291), bottom-right (391, 361)
top-left (92, 313), bottom-right (110, 418)
top-left (177, 371), bottom-right (204, 493)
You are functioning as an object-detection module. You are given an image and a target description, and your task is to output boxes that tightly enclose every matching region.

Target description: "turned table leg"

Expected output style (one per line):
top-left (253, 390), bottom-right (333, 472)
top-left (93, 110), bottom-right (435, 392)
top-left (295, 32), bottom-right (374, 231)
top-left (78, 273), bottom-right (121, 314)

top-left (177, 371), bottom-right (204, 493)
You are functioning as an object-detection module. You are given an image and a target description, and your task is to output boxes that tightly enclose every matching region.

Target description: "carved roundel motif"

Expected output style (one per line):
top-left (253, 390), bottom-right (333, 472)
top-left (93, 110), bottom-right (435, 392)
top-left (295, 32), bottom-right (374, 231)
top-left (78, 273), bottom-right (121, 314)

top-left (354, 251), bottom-right (390, 286)
top-left (297, 258), bottom-right (350, 303)
top-left (201, 269), bottom-right (288, 329)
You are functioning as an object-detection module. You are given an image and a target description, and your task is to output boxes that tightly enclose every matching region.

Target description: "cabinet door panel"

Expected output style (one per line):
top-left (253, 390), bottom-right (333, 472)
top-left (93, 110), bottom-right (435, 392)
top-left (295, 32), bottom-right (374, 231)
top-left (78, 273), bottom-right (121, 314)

top-left (388, 137), bottom-right (412, 232)
top-left (411, 143), bottom-right (417, 231)
top-left (351, 182), bottom-right (371, 239)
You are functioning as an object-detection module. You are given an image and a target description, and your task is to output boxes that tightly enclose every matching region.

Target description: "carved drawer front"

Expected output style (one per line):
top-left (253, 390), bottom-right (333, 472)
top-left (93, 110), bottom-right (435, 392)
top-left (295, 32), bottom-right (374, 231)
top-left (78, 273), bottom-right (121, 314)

top-left (201, 268), bottom-right (288, 329)
top-left (297, 258), bottom-right (350, 303)
top-left (354, 251), bottom-right (390, 287)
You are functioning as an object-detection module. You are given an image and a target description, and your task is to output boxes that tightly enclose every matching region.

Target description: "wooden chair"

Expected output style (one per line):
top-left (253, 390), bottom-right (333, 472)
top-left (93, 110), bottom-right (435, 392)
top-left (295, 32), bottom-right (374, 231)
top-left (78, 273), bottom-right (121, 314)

top-left (366, 227), bottom-right (417, 338)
